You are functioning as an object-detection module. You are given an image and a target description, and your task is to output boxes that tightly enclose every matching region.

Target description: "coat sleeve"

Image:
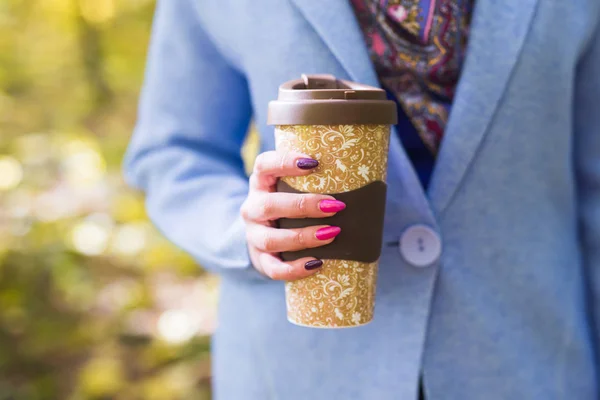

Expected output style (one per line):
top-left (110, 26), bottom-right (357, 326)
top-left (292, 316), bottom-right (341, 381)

top-left (123, 0), bottom-right (264, 281)
top-left (574, 19), bottom-right (600, 363)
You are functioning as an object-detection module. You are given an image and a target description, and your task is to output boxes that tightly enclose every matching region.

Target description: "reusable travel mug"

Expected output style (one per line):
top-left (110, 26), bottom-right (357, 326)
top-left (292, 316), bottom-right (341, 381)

top-left (267, 74), bottom-right (397, 328)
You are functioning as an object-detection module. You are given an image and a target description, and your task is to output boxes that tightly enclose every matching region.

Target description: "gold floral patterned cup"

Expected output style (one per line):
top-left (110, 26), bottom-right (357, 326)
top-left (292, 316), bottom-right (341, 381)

top-left (268, 75), bottom-right (397, 328)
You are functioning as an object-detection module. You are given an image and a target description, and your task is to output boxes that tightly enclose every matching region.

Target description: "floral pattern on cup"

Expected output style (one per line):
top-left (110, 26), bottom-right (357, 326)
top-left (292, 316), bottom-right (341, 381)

top-left (275, 124), bottom-right (390, 327)
top-left (276, 124), bottom-right (390, 194)
top-left (285, 259), bottom-right (378, 328)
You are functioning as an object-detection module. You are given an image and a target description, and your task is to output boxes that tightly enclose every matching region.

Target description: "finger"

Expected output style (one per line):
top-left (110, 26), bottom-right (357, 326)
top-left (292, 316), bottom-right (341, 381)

top-left (258, 253), bottom-right (324, 281)
top-left (242, 192), bottom-right (346, 221)
top-left (251, 150), bottom-right (319, 190)
top-left (247, 223), bottom-right (341, 253)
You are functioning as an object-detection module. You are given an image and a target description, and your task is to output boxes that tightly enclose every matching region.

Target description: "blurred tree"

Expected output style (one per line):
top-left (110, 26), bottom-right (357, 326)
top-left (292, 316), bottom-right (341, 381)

top-left (74, 0), bottom-right (114, 108)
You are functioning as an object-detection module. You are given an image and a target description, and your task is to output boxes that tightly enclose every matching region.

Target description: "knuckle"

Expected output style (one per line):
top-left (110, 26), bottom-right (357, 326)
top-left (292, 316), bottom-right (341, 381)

top-left (267, 268), bottom-right (284, 280)
top-left (255, 255), bottom-right (274, 279)
top-left (253, 153), bottom-right (269, 173)
top-left (259, 234), bottom-right (276, 252)
top-left (241, 193), bottom-right (259, 220)
top-left (255, 151), bottom-right (280, 174)
top-left (269, 263), bottom-right (293, 281)
top-left (295, 195), bottom-right (308, 214)
top-left (240, 200), bottom-right (250, 220)
top-left (294, 230), bottom-right (307, 247)
top-left (258, 198), bottom-right (273, 219)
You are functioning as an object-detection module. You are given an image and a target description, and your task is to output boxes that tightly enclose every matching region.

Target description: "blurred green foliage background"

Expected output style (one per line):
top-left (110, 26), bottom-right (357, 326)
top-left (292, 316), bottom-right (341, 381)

top-left (0, 0), bottom-right (259, 398)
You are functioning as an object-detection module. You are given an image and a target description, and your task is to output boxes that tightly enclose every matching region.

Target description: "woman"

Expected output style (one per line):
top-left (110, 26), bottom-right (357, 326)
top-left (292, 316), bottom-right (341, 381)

top-left (124, 0), bottom-right (600, 398)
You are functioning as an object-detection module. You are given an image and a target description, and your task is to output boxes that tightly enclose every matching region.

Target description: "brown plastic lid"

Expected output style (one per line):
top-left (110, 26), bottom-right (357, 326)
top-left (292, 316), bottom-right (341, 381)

top-left (267, 74), bottom-right (397, 125)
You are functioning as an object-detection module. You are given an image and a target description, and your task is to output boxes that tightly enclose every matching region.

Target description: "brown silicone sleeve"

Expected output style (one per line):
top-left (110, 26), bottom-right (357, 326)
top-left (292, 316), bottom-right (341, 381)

top-left (276, 180), bottom-right (387, 263)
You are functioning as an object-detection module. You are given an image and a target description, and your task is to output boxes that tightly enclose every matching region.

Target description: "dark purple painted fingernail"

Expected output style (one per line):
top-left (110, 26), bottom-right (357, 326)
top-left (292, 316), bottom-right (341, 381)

top-left (297, 158), bottom-right (319, 170)
top-left (305, 259), bottom-right (323, 270)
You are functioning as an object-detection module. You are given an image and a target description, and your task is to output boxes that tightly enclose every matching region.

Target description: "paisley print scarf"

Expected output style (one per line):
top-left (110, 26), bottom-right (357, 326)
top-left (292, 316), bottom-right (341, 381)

top-left (351, 0), bottom-right (474, 154)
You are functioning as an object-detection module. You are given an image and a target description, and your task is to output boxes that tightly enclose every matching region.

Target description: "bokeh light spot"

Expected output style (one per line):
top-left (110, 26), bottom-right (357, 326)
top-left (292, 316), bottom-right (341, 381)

top-left (62, 147), bottom-right (106, 186)
top-left (111, 223), bottom-right (148, 256)
top-left (70, 220), bottom-right (111, 255)
top-left (157, 310), bottom-right (198, 344)
top-left (0, 156), bottom-right (23, 190)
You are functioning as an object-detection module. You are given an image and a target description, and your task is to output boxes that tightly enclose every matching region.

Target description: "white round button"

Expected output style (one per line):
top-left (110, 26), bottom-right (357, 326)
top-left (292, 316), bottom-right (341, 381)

top-left (399, 225), bottom-right (442, 267)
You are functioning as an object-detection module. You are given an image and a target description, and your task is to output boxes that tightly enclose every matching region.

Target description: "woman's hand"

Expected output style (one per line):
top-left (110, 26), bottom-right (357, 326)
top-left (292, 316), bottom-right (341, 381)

top-left (241, 150), bottom-right (345, 280)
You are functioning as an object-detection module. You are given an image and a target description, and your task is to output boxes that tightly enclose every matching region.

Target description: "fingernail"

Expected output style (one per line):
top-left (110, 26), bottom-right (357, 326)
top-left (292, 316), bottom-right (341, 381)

top-left (319, 200), bottom-right (346, 213)
top-left (315, 226), bottom-right (341, 241)
top-left (305, 259), bottom-right (323, 270)
top-left (297, 158), bottom-right (319, 170)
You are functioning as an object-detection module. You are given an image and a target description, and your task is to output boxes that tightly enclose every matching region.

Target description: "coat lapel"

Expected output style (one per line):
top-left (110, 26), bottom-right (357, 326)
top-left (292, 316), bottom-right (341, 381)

top-left (428, 0), bottom-right (540, 215)
top-left (290, 0), bottom-right (540, 220)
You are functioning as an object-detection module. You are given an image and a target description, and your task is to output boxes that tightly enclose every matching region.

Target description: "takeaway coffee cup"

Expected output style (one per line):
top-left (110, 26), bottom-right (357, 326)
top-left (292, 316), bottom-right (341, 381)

top-left (267, 74), bottom-right (397, 328)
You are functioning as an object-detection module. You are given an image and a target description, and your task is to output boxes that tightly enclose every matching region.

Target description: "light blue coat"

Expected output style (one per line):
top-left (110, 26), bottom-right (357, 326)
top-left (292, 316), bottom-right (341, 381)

top-left (124, 0), bottom-right (600, 398)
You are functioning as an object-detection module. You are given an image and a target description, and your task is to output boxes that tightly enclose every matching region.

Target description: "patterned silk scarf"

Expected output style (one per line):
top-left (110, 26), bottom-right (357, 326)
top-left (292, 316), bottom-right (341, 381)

top-left (351, 0), bottom-right (473, 154)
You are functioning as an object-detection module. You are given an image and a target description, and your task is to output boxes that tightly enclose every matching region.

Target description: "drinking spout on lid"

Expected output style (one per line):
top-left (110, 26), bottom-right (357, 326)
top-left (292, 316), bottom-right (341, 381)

top-left (301, 74), bottom-right (338, 89)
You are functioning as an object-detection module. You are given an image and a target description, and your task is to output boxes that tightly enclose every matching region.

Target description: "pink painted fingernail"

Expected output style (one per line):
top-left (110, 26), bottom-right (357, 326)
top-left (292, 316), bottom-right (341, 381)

top-left (319, 200), bottom-right (346, 213)
top-left (315, 226), bottom-right (341, 241)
